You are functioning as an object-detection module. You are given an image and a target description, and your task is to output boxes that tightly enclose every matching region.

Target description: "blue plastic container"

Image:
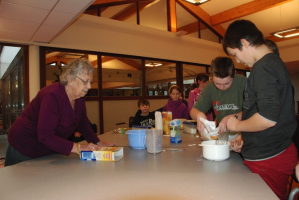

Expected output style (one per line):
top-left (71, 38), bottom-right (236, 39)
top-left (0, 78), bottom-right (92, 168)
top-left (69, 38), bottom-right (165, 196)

top-left (126, 130), bottom-right (147, 149)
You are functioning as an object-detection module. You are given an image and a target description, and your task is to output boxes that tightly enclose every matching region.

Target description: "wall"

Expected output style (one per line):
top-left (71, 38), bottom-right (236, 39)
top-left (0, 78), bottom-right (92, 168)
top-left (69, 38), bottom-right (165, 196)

top-left (46, 15), bottom-right (228, 66)
top-left (85, 101), bottom-right (100, 132)
top-left (278, 38), bottom-right (299, 62)
top-left (278, 39), bottom-right (299, 114)
top-left (29, 46), bottom-right (40, 101)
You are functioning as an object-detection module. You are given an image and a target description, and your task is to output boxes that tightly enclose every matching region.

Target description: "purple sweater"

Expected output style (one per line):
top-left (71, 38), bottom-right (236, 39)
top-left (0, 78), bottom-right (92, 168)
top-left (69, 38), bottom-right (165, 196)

top-left (8, 82), bottom-right (99, 158)
top-left (163, 98), bottom-right (189, 119)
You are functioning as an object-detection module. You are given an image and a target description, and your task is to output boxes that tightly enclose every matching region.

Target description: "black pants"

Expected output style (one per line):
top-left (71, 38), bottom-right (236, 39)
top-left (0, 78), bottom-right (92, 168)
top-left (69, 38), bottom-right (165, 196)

top-left (4, 144), bottom-right (31, 167)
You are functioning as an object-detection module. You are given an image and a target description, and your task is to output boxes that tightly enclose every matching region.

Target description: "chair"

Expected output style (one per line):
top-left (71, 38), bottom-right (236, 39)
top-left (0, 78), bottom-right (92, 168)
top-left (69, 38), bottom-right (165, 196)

top-left (129, 116), bottom-right (135, 128)
top-left (289, 187), bottom-right (299, 200)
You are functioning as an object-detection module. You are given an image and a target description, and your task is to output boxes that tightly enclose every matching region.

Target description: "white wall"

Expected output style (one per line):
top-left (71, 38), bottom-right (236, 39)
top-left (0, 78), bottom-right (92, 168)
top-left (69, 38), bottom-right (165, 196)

top-left (29, 45), bottom-right (40, 101)
top-left (278, 38), bottom-right (299, 62)
top-left (46, 15), bottom-right (228, 66)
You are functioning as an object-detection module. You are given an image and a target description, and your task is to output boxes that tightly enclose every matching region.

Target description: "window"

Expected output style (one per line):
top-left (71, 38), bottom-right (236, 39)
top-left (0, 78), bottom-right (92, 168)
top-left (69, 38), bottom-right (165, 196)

top-left (102, 56), bottom-right (142, 97)
top-left (145, 60), bottom-right (177, 97)
top-left (45, 51), bottom-right (98, 97)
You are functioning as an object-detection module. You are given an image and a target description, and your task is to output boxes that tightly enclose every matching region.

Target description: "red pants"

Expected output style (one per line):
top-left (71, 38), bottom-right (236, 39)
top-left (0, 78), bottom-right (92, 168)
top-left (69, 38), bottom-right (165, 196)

top-left (244, 143), bottom-right (298, 200)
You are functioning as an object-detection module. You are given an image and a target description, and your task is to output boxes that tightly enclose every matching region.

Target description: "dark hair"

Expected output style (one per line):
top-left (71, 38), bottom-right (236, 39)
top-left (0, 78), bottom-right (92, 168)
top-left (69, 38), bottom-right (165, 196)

top-left (190, 83), bottom-right (197, 90)
top-left (265, 39), bottom-right (279, 54)
top-left (195, 73), bottom-right (209, 87)
top-left (169, 85), bottom-right (182, 94)
top-left (210, 57), bottom-right (235, 78)
top-left (138, 99), bottom-right (150, 107)
top-left (222, 20), bottom-right (265, 55)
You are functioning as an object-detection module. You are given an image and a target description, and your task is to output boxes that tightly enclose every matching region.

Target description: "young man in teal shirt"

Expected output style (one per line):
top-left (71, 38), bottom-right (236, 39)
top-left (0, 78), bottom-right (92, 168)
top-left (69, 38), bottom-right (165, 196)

top-left (190, 56), bottom-right (246, 136)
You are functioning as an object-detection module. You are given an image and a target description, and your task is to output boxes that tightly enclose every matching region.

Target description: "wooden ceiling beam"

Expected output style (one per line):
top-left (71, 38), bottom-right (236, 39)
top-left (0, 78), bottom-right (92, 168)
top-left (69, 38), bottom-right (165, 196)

top-left (176, 0), bottom-right (226, 37)
top-left (91, 56), bottom-right (115, 66)
top-left (177, 21), bottom-right (206, 34)
top-left (45, 57), bottom-right (70, 65)
top-left (211, 0), bottom-right (292, 26)
top-left (117, 58), bottom-right (142, 70)
top-left (111, 0), bottom-right (155, 21)
top-left (91, 0), bottom-right (154, 8)
top-left (167, 0), bottom-right (177, 33)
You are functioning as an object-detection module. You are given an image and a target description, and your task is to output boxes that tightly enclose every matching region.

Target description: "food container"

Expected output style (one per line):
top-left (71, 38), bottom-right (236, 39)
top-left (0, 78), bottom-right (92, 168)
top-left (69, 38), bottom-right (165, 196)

top-left (80, 147), bottom-right (124, 161)
top-left (126, 130), bottom-right (147, 149)
top-left (162, 111), bottom-right (172, 135)
top-left (170, 119), bottom-right (182, 143)
top-left (146, 129), bottom-right (163, 154)
top-left (183, 120), bottom-right (197, 134)
top-left (201, 140), bottom-right (230, 161)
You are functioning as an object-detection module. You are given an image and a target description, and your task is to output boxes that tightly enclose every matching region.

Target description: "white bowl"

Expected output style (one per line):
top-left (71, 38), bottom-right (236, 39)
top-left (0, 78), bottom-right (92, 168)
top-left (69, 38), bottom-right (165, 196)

top-left (201, 140), bottom-right (230, 161)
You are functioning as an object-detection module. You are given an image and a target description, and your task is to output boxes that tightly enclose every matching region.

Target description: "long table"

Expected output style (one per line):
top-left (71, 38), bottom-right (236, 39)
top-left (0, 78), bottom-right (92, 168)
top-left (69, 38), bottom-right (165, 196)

top-left (0, 132), bottom-right (278, 200)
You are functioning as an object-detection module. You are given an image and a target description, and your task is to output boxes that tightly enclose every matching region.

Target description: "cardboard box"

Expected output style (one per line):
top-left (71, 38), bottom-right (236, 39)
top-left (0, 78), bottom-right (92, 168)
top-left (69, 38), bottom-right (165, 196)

top-left (162, 111), bottom-right (172, 135)
top-left (80, 147), bottom-right (124, 161)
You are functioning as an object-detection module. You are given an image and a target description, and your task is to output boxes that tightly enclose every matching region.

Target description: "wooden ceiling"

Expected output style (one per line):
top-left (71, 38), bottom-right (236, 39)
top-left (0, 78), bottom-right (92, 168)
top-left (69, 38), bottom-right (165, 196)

top-left (83, 0), bottom-right (299, 73)
top-left (85, 0), bottom-right (299, 42)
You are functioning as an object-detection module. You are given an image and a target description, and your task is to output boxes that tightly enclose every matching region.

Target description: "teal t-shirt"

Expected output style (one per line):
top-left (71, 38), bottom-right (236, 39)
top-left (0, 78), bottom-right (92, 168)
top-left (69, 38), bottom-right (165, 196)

top-left (193, 74), bottom-right (247, 122)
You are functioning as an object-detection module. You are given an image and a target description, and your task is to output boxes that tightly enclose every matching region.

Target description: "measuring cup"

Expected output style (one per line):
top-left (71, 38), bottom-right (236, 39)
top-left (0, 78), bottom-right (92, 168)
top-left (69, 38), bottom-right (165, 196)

top-left (146, 129), bottom-right (163, 154)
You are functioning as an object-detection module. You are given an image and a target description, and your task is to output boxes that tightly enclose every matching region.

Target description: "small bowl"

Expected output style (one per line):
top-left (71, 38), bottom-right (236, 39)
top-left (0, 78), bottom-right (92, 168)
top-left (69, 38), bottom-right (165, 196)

top-left (126, 130), bottom-right (147, 149)
top-left (201, 140), bottom-right (230, 161)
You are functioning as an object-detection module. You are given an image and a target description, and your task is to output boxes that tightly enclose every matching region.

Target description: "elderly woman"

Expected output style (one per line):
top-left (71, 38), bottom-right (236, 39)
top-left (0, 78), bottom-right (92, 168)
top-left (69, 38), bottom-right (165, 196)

top-left (5, 58), bottom-right (112, 166)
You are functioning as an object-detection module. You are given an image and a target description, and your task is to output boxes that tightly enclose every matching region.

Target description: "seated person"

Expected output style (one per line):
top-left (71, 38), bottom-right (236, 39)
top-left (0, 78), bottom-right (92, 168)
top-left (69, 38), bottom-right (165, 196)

top-left (163, 85), bottom-right (189, 120)
top-left (132, 99), bottom-right (155, 127)
top-left (68, 122), bottom-right (97, 143)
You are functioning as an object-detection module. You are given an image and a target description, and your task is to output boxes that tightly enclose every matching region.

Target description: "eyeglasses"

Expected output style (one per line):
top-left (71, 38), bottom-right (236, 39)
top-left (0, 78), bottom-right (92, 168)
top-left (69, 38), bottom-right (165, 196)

top-left (76, 76), bottom-right (93, 85)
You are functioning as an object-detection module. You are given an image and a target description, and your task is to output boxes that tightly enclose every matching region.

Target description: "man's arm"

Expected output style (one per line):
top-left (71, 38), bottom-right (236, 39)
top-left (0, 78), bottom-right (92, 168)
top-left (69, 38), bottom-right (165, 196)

top-left (190, 108), bottom-right (208, 137)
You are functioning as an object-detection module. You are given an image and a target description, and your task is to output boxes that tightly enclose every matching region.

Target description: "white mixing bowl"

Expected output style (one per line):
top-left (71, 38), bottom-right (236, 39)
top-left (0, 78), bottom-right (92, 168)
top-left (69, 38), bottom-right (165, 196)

top-left (201, 140), bottom-right (230, 161)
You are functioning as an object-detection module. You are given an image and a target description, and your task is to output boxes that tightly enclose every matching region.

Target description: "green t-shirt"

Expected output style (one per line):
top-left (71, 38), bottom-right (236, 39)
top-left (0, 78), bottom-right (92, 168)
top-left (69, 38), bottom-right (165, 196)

top-left (193, 74), bottom-right (247, 122)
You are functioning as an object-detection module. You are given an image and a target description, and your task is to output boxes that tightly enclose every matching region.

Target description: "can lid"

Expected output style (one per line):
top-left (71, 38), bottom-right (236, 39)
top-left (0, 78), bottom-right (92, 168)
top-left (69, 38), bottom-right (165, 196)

top-left (183, 120), bottom-right (197, 125)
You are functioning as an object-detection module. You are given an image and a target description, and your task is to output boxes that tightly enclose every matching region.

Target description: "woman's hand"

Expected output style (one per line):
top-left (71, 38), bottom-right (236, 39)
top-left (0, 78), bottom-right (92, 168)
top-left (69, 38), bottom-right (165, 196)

top-left (97, 141), bottom-right (114, 147)
top-left (72, 142), bottom-right (98, 154)
top-left (81, 143), bottom-right (98, 151)
top-left (230, 134), bottom-right (243, 153)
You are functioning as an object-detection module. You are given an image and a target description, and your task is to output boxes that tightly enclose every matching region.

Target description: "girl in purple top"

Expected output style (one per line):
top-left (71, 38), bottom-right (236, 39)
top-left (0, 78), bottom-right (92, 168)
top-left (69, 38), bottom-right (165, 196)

top-left (5, 59), bottom-right (113, 166)
top-left (163, 85), bottom-right (189, 120)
